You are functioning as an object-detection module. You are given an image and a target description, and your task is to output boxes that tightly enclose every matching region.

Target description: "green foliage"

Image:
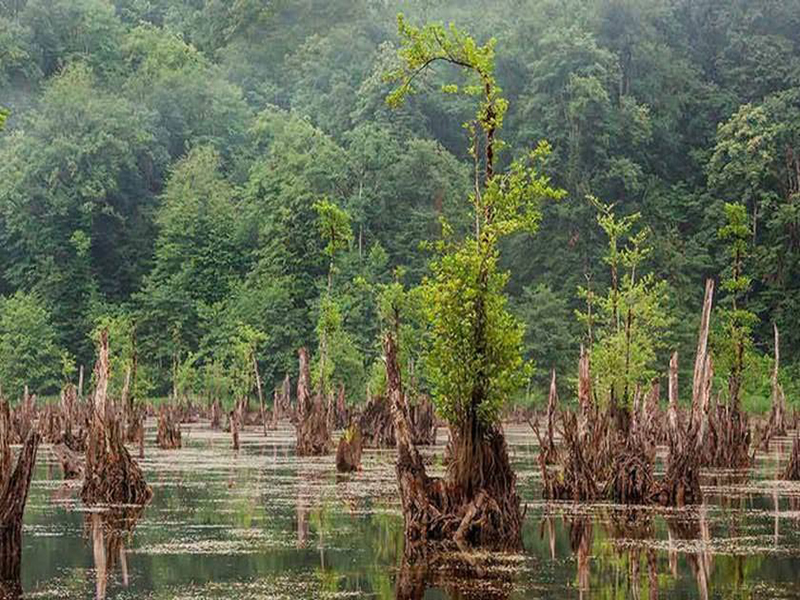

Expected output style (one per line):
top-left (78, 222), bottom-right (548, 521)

top-left (91, 311), bottom-right (153, 400)
top-left (577, 197), bottom-right (672, 406)
top-left (0, 291), bottom-right (65, 398)
top-left (1, 0), bottom-right (800, 409)
top-left (712, 202), bottom-right (760, 405)
top-left (389, 17), bottom-right (563, 428)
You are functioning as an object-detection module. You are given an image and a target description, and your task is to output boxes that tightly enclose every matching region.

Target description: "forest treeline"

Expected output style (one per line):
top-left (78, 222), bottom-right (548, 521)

top-left (1, 0), bottom-right (799, 411)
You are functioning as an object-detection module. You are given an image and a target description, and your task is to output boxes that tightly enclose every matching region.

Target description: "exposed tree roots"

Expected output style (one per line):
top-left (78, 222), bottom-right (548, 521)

top-left (784, 433), bottom-right (800, 481)
top-left (386, 334), bottom-right (523, 562)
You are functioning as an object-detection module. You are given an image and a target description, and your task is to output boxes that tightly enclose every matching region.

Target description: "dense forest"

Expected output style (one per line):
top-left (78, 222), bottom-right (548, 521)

top-left (1, 0), bottom-right (799, 413)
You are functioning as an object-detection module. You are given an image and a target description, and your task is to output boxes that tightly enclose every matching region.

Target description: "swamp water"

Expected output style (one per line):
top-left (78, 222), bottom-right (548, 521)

top-left (16, 424), bottom-right (800, 599)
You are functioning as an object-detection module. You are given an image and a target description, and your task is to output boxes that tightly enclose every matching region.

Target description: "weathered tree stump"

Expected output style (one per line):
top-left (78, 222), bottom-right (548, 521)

top-left (359, 395), bottom-right (395, 448)
top-left (210, 399), bottom-right (222, 430)
top-left (1, 400), bottom-right (40, 597)
top-left (270, 374), bottom-right (293, 429)
top-left (229, 400), bottom-right (243, 451)
top-left (409, 395), bottom-right (437, 446)
top-left (294, 348), bottom-right (331, 456)
top-left (156, 405), bottom-right (182, 450)
top-left (386, 334), bottom-right (522, 561)
top-left (336, 425), bottom-right (363, 473)
top-left (52, 442), bottom-right (84, 480)
top-left (784, 433), bottom-right (800, 481)
top-left (81, 330), bottom-right (152, 507)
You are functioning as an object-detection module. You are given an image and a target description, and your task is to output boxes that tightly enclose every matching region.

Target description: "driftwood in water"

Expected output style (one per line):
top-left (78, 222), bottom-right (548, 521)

top-left (1, 400), bottom-right (40, 597)
top-left (52, 442), bottom-right (84, 479)
top-left (156, 405), bottom-right (182, 450)
top-left (81, 330), bottom-right (152, 507)
top-left (386, 333), bottom-right (522, 561)
top-left (294, 348), bottom-right (331, 456)
top-left (784, 433), bottom-right (800, 481)
top-left (335, 425), bottom-right (363, 473)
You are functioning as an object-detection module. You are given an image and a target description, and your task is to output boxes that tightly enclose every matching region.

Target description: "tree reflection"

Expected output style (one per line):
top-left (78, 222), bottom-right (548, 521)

top-left (87, 507), bottom-right (144, 600)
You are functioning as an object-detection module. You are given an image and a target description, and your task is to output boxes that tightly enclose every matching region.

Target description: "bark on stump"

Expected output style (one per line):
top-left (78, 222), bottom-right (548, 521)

top-left (1, 400), bottom-right (40, 597)
top-left (81, 330), bottom-right (152, 507)
top-left (294, 348), bottom-right (331, 456)
top-left (335, 425), bottom-right (363, 473)
top-left (385, 334), bottom-right (522, 561)
top-left (156, 405), bottom-right (182, 450)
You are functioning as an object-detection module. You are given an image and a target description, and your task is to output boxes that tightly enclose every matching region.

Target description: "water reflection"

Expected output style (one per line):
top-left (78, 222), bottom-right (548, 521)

top-left (14, 425), bottom-right (800, 599)
top-left (87, 507), bottom-right (144, 600)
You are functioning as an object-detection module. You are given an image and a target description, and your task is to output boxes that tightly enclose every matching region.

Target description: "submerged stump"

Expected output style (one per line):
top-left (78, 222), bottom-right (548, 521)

top-left (386, 334), bottom-right (522, 561)
top-left (156, 405), bottom-right (182, 450)
top-left (81, 331), bottom-right (152, 507)
top-left (335, 425), bottom-right (363, 473)
top-left (1, 400), bottom-right (40, 597)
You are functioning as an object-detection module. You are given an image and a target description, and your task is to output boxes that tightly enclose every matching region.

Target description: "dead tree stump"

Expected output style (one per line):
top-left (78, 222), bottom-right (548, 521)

top-left (52, 442), bottom-right (84, 480)
top-left (1, 400), bottom-right (40, 596)
top-left (294, 348), bottom-right (331, 456)
top-left (784, 433), bottom-right (800, 481)
top-left (156, 405), bottom-right (182, 450)
top-left (386, 334), bottom-right (522, 561)
top-left (336, 425), bottom-right (363, 473)
top-left (409, 395), bottom-right (437, 446)
top-left (359, 395), bottom-right (395, 448)
top-left (81, 330), bottom-right (152, 507)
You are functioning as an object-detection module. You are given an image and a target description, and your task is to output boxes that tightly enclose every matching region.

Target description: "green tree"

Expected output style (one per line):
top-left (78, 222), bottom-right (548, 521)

top-left (577, 197), bottom-right (672, 407)
top-left (714, 202), bottom-right (759, 407)
top-left (137, 145), bottom-right (243, 391)
top-left (387, 15), bottom-right (564, 436)
top-left (0, 291), bottom-right (65, 398)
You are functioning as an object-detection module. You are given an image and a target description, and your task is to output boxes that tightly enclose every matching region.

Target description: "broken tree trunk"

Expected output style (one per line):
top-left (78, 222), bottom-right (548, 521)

top-left (230, 400), bottom-right (243, 451)
top-left (335, 425), bottom-right (363, 473)
top-left (156, 405), bottom-right (182, 450)
top-left (540, 371), bottom-right (559, 464)
top-left (294, 348), bottom-right (331, 456)
top-left (768, 324), bottom-right (787, 440)
top-left (577, 346), bottom-right (593, 441)
top-left (1, 400), bottom-right (40, 597)
top-left (253, 353), bottom-right (267, 437)
top-left (81, 330), bottom-right (152, 507)
top-left (386, 333), bottom-right (522, 561)
top-left (358, 395), bottom-right (395, 448)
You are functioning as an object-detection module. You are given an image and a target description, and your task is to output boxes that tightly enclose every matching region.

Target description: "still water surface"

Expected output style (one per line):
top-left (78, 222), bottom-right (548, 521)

top-left (18, 424), bottom-right (800, 599)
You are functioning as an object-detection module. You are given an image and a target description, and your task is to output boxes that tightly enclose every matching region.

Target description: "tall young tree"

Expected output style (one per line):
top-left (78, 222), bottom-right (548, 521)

top-left (385, 15), bottom-right (563, 555)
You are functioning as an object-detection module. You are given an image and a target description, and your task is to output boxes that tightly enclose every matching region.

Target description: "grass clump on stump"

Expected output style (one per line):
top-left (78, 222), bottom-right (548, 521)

top-left (384, 15), bottom-right (563, 560)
